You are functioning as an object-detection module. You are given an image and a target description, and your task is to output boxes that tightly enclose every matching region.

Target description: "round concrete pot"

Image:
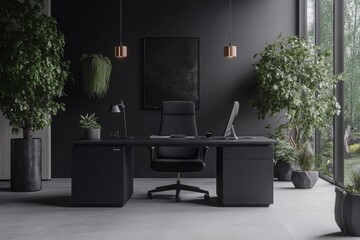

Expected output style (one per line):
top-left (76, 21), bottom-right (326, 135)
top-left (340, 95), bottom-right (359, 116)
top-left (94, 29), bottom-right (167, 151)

top-left (275, 161), bottom-right (298, 181)
top-left (291, 171), bottom-right (319, 189)
top-left (83, 128), bottom-right (101, 140)
top-left (11, 138), bottom-right (42, 192)
top-left (335, 187), bottom-right (360, 236)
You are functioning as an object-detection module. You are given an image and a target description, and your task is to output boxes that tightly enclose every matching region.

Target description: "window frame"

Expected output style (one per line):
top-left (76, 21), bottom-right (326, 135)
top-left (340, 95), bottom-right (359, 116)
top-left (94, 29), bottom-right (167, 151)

top-left (299, 0), bottom-right (345, 186)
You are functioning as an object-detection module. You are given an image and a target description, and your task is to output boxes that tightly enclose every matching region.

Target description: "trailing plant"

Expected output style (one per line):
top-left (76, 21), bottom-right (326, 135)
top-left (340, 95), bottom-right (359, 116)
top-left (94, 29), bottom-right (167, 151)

top-left (0, 0), bottom-right (70, 139)
top-left (346, 170), bottom-right (360, 194)
top-left (80, 54), bottom-right (112, 98)
top-left (79, 113), bottom-right (101, 129)
top-left (274, 138), bottom-right (297, 163)
top-left (252, 35), bottom-right (341, 157)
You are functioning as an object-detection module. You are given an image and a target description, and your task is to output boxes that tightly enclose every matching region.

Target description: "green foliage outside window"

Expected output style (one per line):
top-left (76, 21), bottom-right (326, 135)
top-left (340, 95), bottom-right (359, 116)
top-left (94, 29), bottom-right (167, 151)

top-left (349, 143), bottom-right (360, 154)
top-left (0, 0), bottom-right (70, 139)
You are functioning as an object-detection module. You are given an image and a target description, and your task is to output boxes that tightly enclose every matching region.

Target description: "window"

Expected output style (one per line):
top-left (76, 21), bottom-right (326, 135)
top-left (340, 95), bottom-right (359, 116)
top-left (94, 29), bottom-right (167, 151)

top-left (344, 0), bottom-right (360, 184)
top-left (302, 0), bottom-right (347, 185)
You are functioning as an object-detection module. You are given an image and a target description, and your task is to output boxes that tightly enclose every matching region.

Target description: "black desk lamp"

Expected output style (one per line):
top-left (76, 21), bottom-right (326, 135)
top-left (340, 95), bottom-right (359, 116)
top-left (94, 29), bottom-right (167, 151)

top-left (109, 100), bottom-right (128, 138)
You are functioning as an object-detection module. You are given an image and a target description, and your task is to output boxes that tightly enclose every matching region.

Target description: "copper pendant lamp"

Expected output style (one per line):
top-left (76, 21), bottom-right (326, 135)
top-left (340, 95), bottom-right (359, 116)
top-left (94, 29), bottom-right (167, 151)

top-left (224, 0), bottom-right (236, 58)
top-left (115, 0), bottom-right (127, 58)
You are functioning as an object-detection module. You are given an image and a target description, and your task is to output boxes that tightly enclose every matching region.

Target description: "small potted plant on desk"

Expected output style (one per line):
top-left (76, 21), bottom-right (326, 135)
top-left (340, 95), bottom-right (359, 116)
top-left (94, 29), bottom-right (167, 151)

top-left (79, 113), bottom-right (101, 140)
top-left (291, 146), bottom-right (319, 189)
top-left (335, 170), bottom-right (360, 236)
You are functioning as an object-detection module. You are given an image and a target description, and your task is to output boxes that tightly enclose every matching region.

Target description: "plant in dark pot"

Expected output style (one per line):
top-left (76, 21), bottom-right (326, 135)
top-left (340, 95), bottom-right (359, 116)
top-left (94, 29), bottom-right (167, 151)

top-left (0, 0), bottom-right (70, 192)
top-left (274, 139), bottom-right (298, 181)
top-left (335, 170), bottom-right (360, 236)
top-left (252, 35), bottom-right (341, 181)
top-left (291, 146), bottom-right (319, 189)
top-left (79, 113), bottom-right (101, 140)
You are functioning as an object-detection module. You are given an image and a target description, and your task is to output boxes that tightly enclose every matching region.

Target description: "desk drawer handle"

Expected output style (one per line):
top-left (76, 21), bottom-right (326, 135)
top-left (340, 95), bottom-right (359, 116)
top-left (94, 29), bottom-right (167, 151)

top-left (113, 148), bottom-right (121, 151)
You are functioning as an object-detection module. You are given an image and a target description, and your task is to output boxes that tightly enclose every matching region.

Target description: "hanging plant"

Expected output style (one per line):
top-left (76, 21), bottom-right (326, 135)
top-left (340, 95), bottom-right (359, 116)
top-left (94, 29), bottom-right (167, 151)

top-left (80, 54), bottom-right (112, 98)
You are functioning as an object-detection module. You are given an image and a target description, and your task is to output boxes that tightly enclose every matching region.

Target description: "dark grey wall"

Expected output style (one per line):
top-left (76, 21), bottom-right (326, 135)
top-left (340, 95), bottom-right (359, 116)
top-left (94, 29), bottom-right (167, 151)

top-left (51, 0), bottom-right (297, 178)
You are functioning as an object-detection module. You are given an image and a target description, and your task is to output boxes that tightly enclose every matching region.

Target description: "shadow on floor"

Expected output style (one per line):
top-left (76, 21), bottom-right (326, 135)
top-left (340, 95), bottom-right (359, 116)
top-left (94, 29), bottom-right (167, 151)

top-left (14, 195), bottom-right (73, 207)
top-left (0, 188), bottom-right (12, 192)
top-left (187, 197), bottom-right (219, 207)
top-left (278, 187), bottom-right (296, 189)
top-left (316, 232), bottom-right (344, 238)
top-left (134, 193), bottom-right (219, 206)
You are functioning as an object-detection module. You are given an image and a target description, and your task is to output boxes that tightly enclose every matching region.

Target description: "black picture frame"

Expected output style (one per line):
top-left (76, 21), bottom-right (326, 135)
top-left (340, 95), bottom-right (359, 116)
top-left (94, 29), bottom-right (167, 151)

top-left (143, 37), bottom-right (200, 110)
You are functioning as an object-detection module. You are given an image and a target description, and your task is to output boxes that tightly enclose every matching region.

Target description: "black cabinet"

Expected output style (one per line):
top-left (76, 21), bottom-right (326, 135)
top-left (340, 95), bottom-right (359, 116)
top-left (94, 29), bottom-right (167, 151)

top-left (216, 146), bottom-right (274, 206)
top-left (72, 146), bottom-right (133, 207)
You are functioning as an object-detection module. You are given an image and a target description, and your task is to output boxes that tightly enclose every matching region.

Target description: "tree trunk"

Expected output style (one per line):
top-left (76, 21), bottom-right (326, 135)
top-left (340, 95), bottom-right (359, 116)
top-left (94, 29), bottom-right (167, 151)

top-left (23, 127), bottom-right (32, 139)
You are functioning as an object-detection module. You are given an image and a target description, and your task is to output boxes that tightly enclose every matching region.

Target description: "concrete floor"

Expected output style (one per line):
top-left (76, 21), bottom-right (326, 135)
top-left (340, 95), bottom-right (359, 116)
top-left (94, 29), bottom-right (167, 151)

top-left (0, 178), bottom-right (352, 240)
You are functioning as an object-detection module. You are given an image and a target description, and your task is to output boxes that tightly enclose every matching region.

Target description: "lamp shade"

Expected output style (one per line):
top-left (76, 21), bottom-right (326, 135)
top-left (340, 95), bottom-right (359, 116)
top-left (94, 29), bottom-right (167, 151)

top-left (224, 45), bottom-right (237, 58)
top-left (115, 45), bottom-right (127, 58)
top-left (109, 104), bottom-right (121, 113)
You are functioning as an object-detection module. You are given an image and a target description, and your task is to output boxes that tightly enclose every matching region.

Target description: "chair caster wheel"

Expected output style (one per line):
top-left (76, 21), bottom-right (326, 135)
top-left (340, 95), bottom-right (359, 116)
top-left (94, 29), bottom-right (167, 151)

top-left (175, 197), bottom-right (181, 202)
top-left (204, 193), bottom-right (210, 200)
top-left (147, 192), bottom-right (153, 199)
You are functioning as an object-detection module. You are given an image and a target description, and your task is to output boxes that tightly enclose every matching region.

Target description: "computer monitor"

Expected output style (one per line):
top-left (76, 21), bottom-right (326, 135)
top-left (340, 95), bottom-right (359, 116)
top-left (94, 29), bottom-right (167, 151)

top-left (223, 101), bottom-right (239, 139)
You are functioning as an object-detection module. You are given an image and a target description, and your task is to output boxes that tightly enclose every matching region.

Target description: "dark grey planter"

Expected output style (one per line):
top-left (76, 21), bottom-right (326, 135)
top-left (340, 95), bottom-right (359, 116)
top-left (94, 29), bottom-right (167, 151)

top-left (83, 128), bottom-right (101, 140)
top-left (275, 161), bottom-right (298, 181)
top-left (335, 187), bottom-right (360, 236)
top-left (11, 138), bottom-right (42, 192)
top-left (291, 171), bottom-right (319, 189)
top-left (274, 160), bottom-right (277, 179)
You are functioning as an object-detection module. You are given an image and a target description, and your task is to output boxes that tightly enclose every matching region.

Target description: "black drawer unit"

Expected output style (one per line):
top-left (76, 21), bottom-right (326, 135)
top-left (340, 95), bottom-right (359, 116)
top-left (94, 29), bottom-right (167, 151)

top-left (71, 146), bottom-right (133, 207)
top-left (216, 146), bottom-right (274, 206)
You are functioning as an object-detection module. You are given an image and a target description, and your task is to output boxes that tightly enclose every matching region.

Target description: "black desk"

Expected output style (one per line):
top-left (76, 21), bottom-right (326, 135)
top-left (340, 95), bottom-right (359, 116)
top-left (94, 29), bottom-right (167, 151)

top-left (72, 136), bottom-right (276, 207)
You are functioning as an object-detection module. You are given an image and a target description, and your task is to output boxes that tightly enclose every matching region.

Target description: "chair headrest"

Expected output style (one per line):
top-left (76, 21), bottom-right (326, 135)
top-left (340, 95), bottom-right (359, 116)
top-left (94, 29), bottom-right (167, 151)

top-left (162, 101), bottom-right (195, 115)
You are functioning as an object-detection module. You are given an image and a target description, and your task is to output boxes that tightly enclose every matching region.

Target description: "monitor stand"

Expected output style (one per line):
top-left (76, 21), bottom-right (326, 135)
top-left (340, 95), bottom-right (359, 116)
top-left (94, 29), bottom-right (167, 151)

top-left (229, 125), bottom-right (238, 140)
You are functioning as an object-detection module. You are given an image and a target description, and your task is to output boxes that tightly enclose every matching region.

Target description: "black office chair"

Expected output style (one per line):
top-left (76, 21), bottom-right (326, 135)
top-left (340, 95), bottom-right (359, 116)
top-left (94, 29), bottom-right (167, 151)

top-left (147, 101), bottom-right (210, 202)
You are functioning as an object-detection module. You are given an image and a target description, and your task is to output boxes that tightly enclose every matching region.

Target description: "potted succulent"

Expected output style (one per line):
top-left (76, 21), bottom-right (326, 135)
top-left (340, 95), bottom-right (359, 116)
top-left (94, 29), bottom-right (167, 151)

top-left (291, 146), bottom-right (319, 189)
top-left (335, 170), bottom-right (360, 236)
top-left (79, 113), bottom-right (101, 140)
top-left (80, 54), bottom-right (112, 98)
top-left (274, 138), bottom-right (299, 181)
top-left (0, 0), bottom-right (70, 191)
top-left (252, 35), bottom-right (341, 181)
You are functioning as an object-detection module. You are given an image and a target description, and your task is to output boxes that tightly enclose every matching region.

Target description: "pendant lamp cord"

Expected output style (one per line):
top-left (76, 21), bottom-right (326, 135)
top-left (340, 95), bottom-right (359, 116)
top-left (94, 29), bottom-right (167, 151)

top-left (229, 0), bottom-right (232, 45)
top-left (120, 0), bottom-right (123, 45)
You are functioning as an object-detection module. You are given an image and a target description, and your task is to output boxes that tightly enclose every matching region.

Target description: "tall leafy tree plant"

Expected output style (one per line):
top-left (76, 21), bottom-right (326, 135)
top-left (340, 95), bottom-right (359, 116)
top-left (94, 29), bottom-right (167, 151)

top-left (252, 35), bottom-right (340, 179)
top-left (253, 35), bottom-right (340, 148)
top-left (0, 0), bottom-right (69, 192)
top-left (0, 0), bottom-right (70, 139)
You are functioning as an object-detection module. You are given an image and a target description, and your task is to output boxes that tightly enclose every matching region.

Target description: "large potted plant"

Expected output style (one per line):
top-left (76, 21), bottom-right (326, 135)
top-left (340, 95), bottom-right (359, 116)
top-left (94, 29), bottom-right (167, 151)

top-left (0, 0), bottom-right (70, 191)
top-left (274, 138), bottom-right (298, 181)
top-left (291, 146), bottom-right (319, 189)
top-left (335, 170), bottom-right (360, 236)
top-left (252, 35), bottom-right (341, 181)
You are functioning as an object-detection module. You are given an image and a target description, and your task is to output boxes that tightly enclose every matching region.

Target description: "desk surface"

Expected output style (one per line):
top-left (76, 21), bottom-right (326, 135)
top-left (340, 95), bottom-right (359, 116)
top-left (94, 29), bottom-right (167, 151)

top-left (73, 136), bottom-right (277, 147)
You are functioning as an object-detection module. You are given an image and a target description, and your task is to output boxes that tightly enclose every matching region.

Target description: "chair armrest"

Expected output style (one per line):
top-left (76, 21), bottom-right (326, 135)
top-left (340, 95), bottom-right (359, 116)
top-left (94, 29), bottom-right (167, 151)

top-left (200, 146), bottom-right (209, 162)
